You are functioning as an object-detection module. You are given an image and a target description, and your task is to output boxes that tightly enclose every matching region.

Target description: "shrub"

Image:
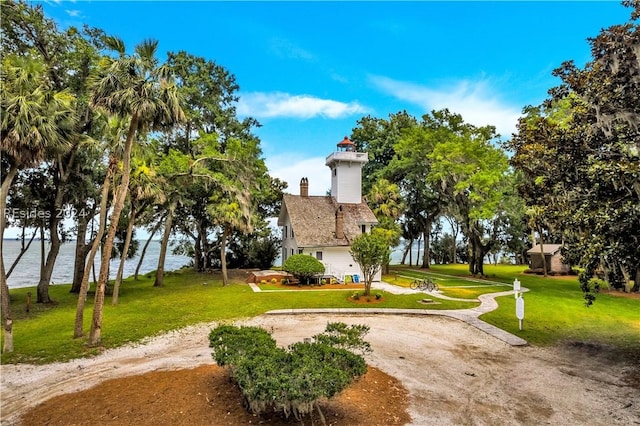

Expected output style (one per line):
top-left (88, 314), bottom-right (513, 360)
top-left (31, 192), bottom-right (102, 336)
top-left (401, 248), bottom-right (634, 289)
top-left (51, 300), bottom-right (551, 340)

top-left (282, 254), bottom-right (325, 284)
top-left (209, 325), bottom-right (278, 367)
top-left (271, 278), bottom-right (277, 284)
top-left (375, 293), bottom-right (382, 300)
top-left (311, 322), bottom-right (372, 355)
top-left (209, 322), bottom-right (370, 422)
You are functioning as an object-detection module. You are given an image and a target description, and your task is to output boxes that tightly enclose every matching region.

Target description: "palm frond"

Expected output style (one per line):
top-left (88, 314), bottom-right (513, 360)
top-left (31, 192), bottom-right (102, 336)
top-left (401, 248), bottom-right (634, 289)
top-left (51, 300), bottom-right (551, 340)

top-left (103, 35), bottom-right (126, 57)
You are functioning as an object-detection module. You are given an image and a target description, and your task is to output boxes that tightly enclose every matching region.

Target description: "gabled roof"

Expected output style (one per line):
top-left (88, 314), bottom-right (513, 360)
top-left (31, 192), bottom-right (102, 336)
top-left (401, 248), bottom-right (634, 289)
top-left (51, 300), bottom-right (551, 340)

top-left (527, 244), bottom-right (563, 255)
top-left (278, 194), bottom-right (378, 247)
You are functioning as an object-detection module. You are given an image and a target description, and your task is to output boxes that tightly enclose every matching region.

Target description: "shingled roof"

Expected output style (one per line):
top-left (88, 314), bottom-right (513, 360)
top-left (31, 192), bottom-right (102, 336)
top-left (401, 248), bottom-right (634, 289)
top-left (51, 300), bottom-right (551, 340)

top-left (278, 194), bottom-right (378, 247)
top-left (526, 244), bottom-right (563, 255)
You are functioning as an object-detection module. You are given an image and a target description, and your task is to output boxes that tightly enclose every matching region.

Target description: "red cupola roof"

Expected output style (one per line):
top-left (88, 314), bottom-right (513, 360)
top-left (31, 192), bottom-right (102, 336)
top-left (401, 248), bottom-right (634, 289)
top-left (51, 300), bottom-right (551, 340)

top-left (337, 136), bottom-right (355, 151)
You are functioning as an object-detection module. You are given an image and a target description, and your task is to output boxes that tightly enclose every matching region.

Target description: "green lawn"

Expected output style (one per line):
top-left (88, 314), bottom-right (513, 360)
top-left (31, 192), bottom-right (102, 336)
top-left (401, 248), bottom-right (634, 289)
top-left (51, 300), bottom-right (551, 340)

top-left (391, 264), bottom-right (640, 348)
top-left (385, 267), bottom-right (508, 299)
top-left (2, 264), bottom-right (638, 364)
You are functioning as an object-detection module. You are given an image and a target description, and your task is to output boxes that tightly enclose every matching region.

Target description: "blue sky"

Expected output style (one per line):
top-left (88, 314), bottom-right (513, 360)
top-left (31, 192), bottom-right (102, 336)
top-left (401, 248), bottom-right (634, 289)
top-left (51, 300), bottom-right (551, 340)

top-left (41, 1), bottom-right (632, 196)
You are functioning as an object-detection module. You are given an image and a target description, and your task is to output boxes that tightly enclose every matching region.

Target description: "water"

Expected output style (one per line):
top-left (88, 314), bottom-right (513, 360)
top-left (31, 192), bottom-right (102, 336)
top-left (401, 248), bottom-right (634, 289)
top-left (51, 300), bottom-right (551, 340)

top-left (2, 240), bottom-right (192, 289)
top-left (3, 239), bottom-right (425, 289)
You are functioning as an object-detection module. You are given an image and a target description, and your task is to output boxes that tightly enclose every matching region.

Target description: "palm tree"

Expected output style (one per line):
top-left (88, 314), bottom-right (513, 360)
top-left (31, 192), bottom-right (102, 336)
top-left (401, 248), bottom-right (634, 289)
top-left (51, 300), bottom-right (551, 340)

top-left (153, 197), bottom-right (178, 288)
top-left (112, 155), bottom-right (166, 303)
top-left (87, 38), bottom-right (184, 345)
top-left (207, 138), bottom-right (261, 286)
top-left (73, 114), bottom-right (127, 337)
top-left (366, 179), bottom-right (404, 274)
top-left (1, 55), bottom-right (76, 352)
top-left (367, 178), bottom-right (404, 221)
top-left (209, 197), bottom-right (253, 286)
top-left (73, 154), bottom-right (117, 338)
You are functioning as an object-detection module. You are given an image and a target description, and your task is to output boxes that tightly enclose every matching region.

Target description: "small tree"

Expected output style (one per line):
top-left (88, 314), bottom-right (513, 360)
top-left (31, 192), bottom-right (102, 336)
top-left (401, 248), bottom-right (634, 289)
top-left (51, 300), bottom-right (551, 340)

top-left (282, 254), bottom-right (325, 284)
top-left (349, 229), bottom-right (390, 296)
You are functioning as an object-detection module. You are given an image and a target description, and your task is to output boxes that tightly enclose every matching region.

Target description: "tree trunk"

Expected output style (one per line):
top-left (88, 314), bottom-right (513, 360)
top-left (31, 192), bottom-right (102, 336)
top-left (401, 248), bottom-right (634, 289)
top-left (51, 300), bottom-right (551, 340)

top-left (112, 206), bottom-right (137, 304)
top-left (183, 226), bottom-right (201, 272)
top-left (74, 159), bottom-right (114, 338)
top-left (421, 223), bottom-right (431, 269)
top-left (632, 267), bottom-right (640, 293)
top-left (37, 154), bottom-right (76, 303)
top-left (363, 276), bottom-right (372, 297)
top-left (154, 200), bottom-right (176, 288)
top-left (191, 232), bottom-right (202, 272)
top-left (6, 228), bottom-right (37, 278)
top-left (37, 221), bottom-right (60, 303)
top-left (0, 258), bottom-right (12, 353)
top-left (134, 223), bottom-right (160, 280)
top-left (221, 226), bottom-right (230, 286)
top-left (1, 165), bottom-right (18, 353)
top-left (475, 246), bottom-right (485, 276)
top-left (468, 242), bottom-right (477, 275)
top-left (400, 239), bottom-right (410, 265)
top-left (538, 230), bottom-right (548, 277)
top-left (70, 216), bottom-right (90, 293)
top-left (89, 116), bottom-right (138, 346)
top-left (445, 215), bottom-right (459, 264)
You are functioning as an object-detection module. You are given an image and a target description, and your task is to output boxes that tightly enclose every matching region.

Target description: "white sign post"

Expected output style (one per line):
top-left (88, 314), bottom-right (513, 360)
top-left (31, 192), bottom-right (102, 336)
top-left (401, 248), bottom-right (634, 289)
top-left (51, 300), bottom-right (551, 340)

top-left (513, 278), bottom-right (521, 298)
top-left (515, 294), bottom-right (525, 331)
top-left (513, 278), bottom-right (524, 330)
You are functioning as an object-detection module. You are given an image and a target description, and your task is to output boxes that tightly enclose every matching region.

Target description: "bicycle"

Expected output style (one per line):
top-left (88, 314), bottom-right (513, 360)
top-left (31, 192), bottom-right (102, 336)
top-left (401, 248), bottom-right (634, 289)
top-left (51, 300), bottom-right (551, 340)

top-left (409, 277), bottom-right (439, 292)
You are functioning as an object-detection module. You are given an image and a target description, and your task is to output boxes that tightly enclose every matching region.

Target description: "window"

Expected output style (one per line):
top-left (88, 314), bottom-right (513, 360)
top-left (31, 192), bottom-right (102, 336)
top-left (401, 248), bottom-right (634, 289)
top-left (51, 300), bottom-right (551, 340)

top-left (283, 226), bottom-right (288, 239)
top-left (298, 248), bottom-right (304, 254)
top-left (291, 229), bottom-right (294, 238)
top-left (361, 224), bottom-right (366, 233)
top-left (333, 169), bottom-right (337, 177)
top-left (316, 251), bottom-right (323, 261)
top-left (291, 248), bottom-right (294, 256)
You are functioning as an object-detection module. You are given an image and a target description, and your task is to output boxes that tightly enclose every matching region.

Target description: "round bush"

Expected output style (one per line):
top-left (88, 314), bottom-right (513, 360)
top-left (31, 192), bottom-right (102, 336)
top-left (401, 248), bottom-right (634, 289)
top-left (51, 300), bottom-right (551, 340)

top-left (282, 254), bottom-right (325, 284)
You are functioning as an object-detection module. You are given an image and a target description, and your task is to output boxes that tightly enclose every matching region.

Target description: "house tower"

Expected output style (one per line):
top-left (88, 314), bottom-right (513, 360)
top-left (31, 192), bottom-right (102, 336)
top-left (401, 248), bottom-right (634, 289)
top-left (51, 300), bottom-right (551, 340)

top-left (325, 136), bottom-right (368, 204)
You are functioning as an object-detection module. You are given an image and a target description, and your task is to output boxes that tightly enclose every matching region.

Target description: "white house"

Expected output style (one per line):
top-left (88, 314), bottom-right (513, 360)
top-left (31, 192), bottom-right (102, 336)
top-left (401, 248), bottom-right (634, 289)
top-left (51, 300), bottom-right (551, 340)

top-left (277, 137), bottom-right (380, 283)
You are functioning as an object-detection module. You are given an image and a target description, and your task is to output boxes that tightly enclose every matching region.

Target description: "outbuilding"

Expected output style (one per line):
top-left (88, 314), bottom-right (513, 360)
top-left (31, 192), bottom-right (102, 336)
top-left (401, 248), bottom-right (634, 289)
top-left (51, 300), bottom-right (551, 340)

top-left (527, 244), bottom-right (571, 274)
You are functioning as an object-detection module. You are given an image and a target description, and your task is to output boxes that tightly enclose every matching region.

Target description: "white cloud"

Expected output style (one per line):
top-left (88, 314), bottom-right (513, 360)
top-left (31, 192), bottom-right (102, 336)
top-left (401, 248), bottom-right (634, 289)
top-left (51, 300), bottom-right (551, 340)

top-left (269, 38), bottom-right (315, 61)
top-left (265, 154), bottom-right (331, 197)
top-left (237, 92), bottom-right (368, 119)
top-left (65, 9), bottom-right (81, 17)
top-left (370, 75), bottom-right (522, 138)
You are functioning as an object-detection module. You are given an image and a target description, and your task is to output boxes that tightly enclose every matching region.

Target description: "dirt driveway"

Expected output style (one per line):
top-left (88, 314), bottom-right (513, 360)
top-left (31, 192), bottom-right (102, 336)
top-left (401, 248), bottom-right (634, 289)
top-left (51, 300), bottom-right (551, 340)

top-left (1, 314), bottom-right (638, 425)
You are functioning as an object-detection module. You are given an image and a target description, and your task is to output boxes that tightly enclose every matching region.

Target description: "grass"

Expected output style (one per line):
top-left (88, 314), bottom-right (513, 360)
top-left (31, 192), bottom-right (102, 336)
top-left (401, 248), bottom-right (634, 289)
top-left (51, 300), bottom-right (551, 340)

top-left (392, 264), bottom-right (640, 348)
top-left (2, 264), bottom-right (638, 364)
top-left (1, 268), bottom-right (474, 364)
top-left (385, 268), bottom-right (508, 299)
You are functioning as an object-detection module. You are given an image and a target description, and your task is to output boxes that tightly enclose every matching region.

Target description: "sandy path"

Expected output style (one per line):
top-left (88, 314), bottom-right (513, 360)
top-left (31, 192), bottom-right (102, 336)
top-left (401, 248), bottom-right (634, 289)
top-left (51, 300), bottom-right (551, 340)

top-left (1, 314), bottom-right (638, 425)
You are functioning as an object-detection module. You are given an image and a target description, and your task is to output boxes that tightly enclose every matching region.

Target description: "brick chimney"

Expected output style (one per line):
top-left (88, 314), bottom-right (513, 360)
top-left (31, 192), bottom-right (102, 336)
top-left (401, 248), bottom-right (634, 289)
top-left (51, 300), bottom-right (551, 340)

top-left (300, 177), bottom-right (309, 197)
top-left (335, 206), bottom-right (344, 239)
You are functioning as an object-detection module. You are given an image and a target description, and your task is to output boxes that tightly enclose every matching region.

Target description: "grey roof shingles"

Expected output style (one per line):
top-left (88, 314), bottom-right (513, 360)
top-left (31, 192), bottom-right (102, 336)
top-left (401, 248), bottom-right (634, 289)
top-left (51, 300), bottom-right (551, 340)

top-left (278, 194), bottom-right (377, 247)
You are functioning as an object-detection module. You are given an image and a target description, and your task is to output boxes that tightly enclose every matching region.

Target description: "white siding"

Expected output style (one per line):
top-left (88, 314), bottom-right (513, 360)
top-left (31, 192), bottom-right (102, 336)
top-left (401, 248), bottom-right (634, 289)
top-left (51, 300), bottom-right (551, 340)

top-left (304, 246), bottom-right (382, 282)
top-left (280, 216), bottom-right (298, 262)
top-left (326, 151), bottom-right (368, 204)
top-left (331, 164), bottom-right (363, 204)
